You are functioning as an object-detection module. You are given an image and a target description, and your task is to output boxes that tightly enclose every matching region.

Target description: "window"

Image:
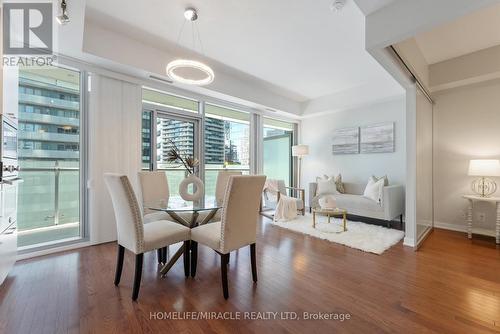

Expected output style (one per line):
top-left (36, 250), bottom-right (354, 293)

top-left (263, 117), bottom-right (295, 186)
top-left (17, 67), bottom-right (83, 249)
top-left (204, 104), bottom-right (250, 201)
top-left (156, 114), bottom-right (198, 206)
top-left (142, 111), bottom-right (152, 170)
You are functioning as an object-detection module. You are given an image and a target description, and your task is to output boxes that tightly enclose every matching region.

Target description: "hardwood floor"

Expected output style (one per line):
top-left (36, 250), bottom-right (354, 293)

top-left (0, 219), bottom-right (499, 334)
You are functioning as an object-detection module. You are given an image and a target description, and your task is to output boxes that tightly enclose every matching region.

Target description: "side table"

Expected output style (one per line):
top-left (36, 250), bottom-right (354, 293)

top-left (462, 195), bottom-right (500, 244)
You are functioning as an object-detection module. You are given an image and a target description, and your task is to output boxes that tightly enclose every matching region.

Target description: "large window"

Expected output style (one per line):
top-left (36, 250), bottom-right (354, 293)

top-left (204, 104), bottom-right (250, 201)
top-left (17, 67), bottom-right (83, 248)
top-left (141, 88), bottom-right (297, 204)
top-left (263, 118), bottom-right (294, 186)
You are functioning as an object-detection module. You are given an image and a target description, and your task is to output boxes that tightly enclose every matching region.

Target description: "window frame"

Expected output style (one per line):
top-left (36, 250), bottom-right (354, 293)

top-left (17, 63), bottom-right (90, 254)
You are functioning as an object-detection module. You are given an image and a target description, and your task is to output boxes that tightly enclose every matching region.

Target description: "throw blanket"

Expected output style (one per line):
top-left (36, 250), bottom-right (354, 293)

top-left (264, 179), bottom-right (297, 222)
top-left (274, 194), bottom-right (297, 222)
top-left (263, 179), bottom-right (279, 203)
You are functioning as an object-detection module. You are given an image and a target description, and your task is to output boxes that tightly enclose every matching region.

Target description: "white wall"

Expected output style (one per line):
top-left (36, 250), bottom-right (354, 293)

top-left (88, 74), bottom-right (142, 244)
top-left (433, 79), bottom-right (500, 236)
top-left (301, 97), bottom-right (406, 189)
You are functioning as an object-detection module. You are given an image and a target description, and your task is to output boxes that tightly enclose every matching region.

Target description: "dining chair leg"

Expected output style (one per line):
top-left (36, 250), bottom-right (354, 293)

top-left (250, 243), bottom-right (257, 283)
top-left (183, 241), bottom-right (190, 278)
top-left (114, 244), bottom-right (125, 286)
top-left (221, 253), bottom-right (230, 299)
top-left (190, 241), bottom-right (198, 278)
top-left (132, 253), bottom-right (144, 301)
top-left (157, 249), bottom-right (163, 264)
top-left (162, 247), bottom-right (168, 264)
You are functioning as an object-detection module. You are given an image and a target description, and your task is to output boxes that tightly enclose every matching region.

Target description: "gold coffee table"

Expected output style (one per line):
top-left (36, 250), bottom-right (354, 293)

top-left (312, 207), bottom-right (347, 232)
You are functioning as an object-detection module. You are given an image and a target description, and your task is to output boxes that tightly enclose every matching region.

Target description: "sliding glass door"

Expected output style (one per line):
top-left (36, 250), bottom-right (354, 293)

top-left (17, 66), bottom-right (84, 248)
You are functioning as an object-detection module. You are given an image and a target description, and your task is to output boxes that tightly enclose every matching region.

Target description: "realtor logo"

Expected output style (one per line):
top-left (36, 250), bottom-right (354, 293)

top-left (3, 2), bottom-right (53, 55)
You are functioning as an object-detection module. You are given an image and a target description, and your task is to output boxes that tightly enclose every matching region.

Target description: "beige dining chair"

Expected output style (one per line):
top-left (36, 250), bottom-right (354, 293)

top-left (215, 170), bottom-right (243, 205)
top-left (138, 171), bottom-right (172, 263)
top-left (104, 173), bottom-right (191, 301)
top-left (190, 175), bottom-right (266, 299)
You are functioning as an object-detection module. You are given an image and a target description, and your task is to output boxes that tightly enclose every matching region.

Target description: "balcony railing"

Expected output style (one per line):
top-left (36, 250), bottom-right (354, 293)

top-left (19, 93), bottom-right (80, 111)
top-left (17, 163), bottom-right (80, 247)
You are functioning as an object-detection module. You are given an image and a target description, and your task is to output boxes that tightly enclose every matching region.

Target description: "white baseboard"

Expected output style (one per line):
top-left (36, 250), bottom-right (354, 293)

top-left (403, 237), bottom-right (415, 247)
top-left (16, 241), bottom-right (92, 261)
top-left (434, 221), bottom-right (497, 237)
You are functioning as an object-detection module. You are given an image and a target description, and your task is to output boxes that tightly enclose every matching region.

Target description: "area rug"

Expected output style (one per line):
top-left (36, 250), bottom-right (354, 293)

top-left (271, 214), bottom-right (405, 255)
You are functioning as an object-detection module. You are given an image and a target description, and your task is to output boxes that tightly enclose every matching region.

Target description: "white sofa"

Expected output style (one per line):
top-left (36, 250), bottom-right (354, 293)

top-left (309, 182), bottom-right (405, 224)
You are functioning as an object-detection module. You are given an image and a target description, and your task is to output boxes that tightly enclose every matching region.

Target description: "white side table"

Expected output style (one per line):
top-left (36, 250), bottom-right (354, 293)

top-left (462, 195), bottom-right (500, 244)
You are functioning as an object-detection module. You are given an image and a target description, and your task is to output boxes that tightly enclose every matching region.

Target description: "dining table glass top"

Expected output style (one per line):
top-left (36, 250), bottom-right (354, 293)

top-left (149, 197), bottom-right (222, 213)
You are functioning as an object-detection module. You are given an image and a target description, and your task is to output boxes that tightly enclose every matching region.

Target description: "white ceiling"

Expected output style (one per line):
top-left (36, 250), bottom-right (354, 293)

top-left (354, 0), bottom-right (397, 15)
top-left (85, 0), bottom-right (401, 104)
top-left (415, 2), bottom-right (500, 64)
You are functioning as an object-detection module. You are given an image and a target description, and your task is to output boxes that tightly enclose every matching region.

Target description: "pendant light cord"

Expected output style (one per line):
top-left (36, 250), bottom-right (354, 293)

top-left (176, 19), bottom-right (187, 45)
top-left (175, 13), bottom-right (205, 55)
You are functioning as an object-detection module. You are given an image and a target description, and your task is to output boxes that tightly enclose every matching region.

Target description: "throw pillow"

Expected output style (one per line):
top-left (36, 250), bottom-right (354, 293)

top-left (363, 177), bottom-right (385, 203)
top-left (317, 176), bottom-right (338, 195)
top-left (317, 174), bottom-right (345, 194)
top-left (371, 175), bottom-right (389, 186)
top-left (335, 174), bottom-right (345, 194)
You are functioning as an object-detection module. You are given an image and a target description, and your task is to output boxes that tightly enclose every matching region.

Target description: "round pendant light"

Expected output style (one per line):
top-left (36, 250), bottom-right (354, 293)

top-left (166, 8), bottom-right (215, 86)
top-left (166, 59), bottom-right (214, 86)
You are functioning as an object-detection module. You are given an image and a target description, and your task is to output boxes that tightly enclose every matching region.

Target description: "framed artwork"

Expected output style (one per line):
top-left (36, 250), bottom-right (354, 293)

top-left (360, 122), bottom-right (395, 153)
top-left (332, 127), bottom-right (359, 155)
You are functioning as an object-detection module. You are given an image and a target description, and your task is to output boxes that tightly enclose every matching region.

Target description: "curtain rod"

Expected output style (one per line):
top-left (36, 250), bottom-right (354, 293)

top-left (389, 45), bottom-right (434, 104)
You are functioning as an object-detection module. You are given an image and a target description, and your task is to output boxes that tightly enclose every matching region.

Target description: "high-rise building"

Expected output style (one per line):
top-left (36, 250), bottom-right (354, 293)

top-left (204, 117), bottom-right (225, 164)
top-left (18, 73), bottom-right (80, 161)
top-left (155, 117), bottom-right (233, 166)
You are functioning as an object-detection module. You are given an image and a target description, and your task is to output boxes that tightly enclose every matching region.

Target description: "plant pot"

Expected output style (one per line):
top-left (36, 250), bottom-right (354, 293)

top-left (179, 174), bottom-right (204, 201)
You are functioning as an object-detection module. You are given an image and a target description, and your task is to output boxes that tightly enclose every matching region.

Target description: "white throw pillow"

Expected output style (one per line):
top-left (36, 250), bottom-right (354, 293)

top-left (317, 176), bottom-right (338, 195)
top-left (371, 175), bottom-right (389, 186)
top-left (363, 177), bottom-right (385, 204)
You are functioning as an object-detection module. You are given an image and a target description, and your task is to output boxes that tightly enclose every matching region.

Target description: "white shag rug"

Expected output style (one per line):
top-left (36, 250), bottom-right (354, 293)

top-left (271, 214), bottom-right (405, 255)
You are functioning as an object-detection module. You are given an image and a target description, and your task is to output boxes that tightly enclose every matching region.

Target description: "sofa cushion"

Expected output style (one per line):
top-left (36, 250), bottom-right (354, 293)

top-left (335, 194), bottom-right (384, 213)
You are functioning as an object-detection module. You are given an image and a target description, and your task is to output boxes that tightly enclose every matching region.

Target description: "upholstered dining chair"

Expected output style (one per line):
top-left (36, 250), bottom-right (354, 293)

top-left (190, 175), bottom-right (266, 299)
top-left (138, 171), bottom-right (172, 264)
top-left (215, 170), bottom-right (243, 205)
top-left (104, 173), bottom-right (191, 301)
top-left (138, 171), bottom-right (171, 222)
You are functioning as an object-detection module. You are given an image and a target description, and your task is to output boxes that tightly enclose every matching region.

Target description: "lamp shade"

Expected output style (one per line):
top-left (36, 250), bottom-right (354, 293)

top-left (468, 159), bottom-right (500, 176)
top-left (292, 145), bottom-right (309, 157)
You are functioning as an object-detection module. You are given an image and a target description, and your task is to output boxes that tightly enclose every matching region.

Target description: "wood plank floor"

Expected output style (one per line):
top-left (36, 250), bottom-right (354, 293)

top-left (0, 218), bottom-right (499, 334)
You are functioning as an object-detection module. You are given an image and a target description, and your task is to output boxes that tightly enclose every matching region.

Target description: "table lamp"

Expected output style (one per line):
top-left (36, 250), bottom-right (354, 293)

top-left (468, 159), bottom-right (500, 197)
top-left (292, 145), bottom-right (309, 189)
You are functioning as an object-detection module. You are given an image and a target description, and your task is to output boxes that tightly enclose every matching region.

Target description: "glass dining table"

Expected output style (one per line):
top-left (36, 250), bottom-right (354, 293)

top-left (149, 199), bottom-right (221, 277)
